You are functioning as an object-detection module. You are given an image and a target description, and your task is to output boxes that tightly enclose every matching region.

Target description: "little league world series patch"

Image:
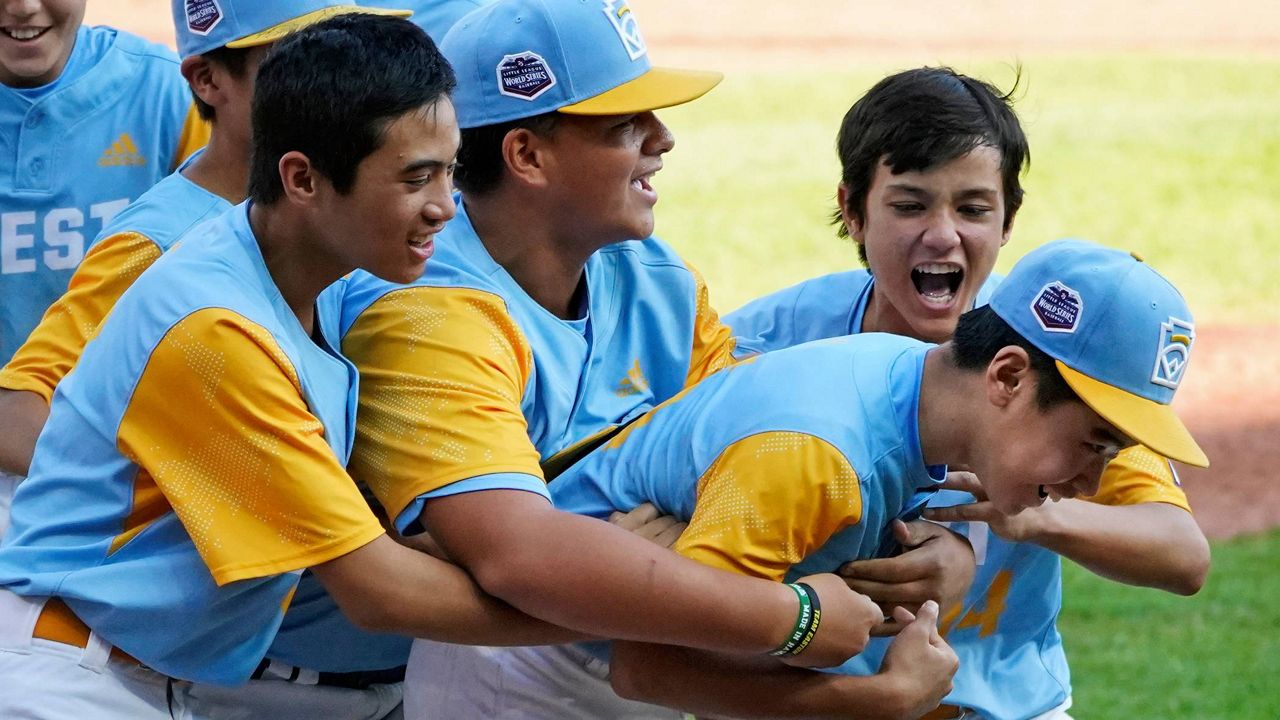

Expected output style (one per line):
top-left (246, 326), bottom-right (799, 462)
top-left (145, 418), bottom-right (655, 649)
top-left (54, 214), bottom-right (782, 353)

top-left (185, 0), bottom-right (223, 35)
top-left (1031, 281), bottom-right (1083, 333)
top-left (1152, 317), bottom-right (1195, 389)
top-left (497, 52), bottom-right (557, 100)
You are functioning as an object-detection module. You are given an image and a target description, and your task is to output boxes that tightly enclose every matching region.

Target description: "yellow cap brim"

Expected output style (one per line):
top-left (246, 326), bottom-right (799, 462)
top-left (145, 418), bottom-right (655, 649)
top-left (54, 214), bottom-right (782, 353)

top-left (558, 67), bottom-right (723, 116)
top-left (225, 6), bottom-right (413, 49)
top-left (1056, 361), bottom-right (1208, 468)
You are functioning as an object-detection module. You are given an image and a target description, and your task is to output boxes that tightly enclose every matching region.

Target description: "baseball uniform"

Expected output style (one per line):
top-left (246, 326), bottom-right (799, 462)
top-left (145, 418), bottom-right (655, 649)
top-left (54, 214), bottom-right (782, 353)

top-left (0, 203), bottom-right (385, 712)
top-left (725, 268), bottom-right (1194, 720)
top-left (406, 332), bottom-right (944, 718)
top-left (0, 24), bottom-right (205, 365)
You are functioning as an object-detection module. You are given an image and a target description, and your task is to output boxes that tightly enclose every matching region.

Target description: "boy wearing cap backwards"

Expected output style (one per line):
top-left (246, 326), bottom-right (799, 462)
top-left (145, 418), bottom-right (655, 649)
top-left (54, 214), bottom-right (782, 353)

top-left (0, 14), bottom-right (595, 720)
top-left (529, 239), bottom-right (1207, 719)
top-left (727, 67), bottom-right (1209, 719)
top-left (334, 0), bottom-right (892, 713)
top-left (0, 0), bottom-right (208, 532)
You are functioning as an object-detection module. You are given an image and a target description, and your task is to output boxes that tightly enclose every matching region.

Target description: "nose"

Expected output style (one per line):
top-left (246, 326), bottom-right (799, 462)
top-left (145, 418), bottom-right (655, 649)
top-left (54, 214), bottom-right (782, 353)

top-left (639, 112), bottom-right (675, 156)
top-left (920, 208), bottom-right (962, 252)
top-left (423, 181), bottom-right (456, 226)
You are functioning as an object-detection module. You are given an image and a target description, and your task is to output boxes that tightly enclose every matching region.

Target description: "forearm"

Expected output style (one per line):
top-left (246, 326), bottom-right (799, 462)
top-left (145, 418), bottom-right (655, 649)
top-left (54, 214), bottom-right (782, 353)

top-left (314, 534), bottom-right (587, 646)
top-left (1026, 500), bottom-right (1209, 594)
top-left (0, 389), bottom-right (48, 476)
top-left (610, 642), bottom-right (915, 720)
top-left (437, 500), bottom-right (795, 654)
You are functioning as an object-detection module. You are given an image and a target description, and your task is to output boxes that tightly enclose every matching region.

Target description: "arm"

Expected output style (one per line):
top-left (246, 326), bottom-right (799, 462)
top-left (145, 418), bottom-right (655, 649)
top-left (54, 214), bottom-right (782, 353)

top-left (610, 602), bottom-right (958, 720)
top-left (925, 448), bottom-right (1209, 595)
top-left (0, 389), bottom-right (46, 475)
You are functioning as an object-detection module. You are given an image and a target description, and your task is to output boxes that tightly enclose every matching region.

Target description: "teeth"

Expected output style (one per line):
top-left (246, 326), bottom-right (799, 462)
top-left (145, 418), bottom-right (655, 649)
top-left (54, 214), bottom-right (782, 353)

top-left (6, 28), bottom-right (43, 40)
top-left (920, 292), bottom-right (955, 305)
top-left (914, 262), bottom-right (961, 274)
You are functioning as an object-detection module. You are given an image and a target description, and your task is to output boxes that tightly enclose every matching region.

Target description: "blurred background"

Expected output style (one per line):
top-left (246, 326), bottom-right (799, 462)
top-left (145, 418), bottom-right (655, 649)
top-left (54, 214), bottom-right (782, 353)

top-left (89, 1), bottom-right (1280, 716)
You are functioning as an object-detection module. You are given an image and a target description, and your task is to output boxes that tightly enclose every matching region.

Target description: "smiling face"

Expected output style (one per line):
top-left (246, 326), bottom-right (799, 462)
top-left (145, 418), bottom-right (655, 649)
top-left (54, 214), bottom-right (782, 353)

top-left (313, 99), bottom-right (461, 284)
top-left (846, 146), bottom-right (1011, 344)
top-left (967, 352), bottom-right (1134, 515)
top-left (540, 110), bottom-right (675, 247)
top-left (0, 0), bottom-right (84, 88)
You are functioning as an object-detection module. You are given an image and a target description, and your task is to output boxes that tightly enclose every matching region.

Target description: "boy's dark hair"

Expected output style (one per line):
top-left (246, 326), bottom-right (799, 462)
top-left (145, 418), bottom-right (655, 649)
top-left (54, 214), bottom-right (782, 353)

top-left (191, 45), bottom-right (253, 121)
top-left (834, 67), bottom-right (1030, 265)
top-left (248, 13), bottom-right (456, 205)
top-left (453, 112), bottom-right (560, 195)
top-left (951, 305), bottom-right (1078, 409)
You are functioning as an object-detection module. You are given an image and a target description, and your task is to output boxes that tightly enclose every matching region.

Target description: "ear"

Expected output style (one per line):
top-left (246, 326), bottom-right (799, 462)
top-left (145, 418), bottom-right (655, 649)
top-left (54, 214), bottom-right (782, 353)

top-left (1000, 214), bottom-right (1014, 249)
top-left (277, 151), bottom-right (318, 205)
top-left (501, 127), bottom-right (551, 189)
top-left (837, 184), bottom-right (865, 245)
top-left (984, 345), bottom-right (1032, 408)
top-left (181, 55), bottom-right (223, 112)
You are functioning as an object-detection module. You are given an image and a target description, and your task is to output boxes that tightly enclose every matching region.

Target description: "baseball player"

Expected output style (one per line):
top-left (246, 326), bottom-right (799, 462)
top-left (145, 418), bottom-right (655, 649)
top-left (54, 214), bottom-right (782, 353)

top-left (334, 2), bottom-right (888, 717)
top-left (726, 67), bottom-right (1210, 719)
top-left (0, 15), bottom-right (589, 720)
top-left (529, 239), bottom-right (1207, 719)
top-left (0, 0), bottom-right (208, 534)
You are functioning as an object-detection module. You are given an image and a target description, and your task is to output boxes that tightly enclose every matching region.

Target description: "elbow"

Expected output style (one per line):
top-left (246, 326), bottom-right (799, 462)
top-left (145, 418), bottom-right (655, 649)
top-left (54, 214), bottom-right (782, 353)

top-left (1171, 535), bottom-right (1211, 596)
top-left (341, 595), bottom-right (403, 634)
top-left (468, 553), bottom-right (531, 602)
top-left (608, 644), bottom-right (655, 703)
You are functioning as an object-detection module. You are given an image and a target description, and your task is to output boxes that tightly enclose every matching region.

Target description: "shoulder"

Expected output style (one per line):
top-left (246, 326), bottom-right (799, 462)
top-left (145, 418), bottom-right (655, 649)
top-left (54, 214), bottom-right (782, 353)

top-left (97, 26), bottom-right (183, 69)
top-left (95, 170), bottom-right (229, 251)
top-left (596, 236), bottom-right (690, 272)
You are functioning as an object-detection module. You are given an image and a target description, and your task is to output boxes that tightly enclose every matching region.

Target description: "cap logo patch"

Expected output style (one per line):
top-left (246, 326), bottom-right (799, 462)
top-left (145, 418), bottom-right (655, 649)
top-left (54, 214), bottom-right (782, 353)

top-left (1030, 281), bottom-right (1083, 333)
top-left (601, 0), bottom-right (647, 61)
top-left (185, 0), bottom-right (223, 36)
top-left (496, 52), bottom-right (557, 100)
top-left (1151, 316), bottom-right (1194, 389)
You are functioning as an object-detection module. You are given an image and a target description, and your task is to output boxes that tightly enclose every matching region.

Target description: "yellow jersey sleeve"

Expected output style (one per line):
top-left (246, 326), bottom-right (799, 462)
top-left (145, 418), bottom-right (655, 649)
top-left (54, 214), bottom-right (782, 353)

top-left (1085, 444), bottom-right (1191, 511)
top-left (116, 308), bottom-right (385, 586)
top-left (0, 232), bottom-right (162, 402)
top-left (673, 431), bottom-right (863, 581)
top-left (684, 262), bottom-right (738, 385)
top-left (173, 103), bottom-right (211, 170)
top-left (343, 286), bottom-right (543, 523)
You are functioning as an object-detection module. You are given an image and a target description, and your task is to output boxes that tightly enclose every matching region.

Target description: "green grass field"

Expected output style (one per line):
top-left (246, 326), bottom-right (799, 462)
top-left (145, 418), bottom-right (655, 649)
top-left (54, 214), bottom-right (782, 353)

top-left (1061, 530), bottom-right (1280, 719)
top-left (653, 55), bottom-right (1280, 323)
top-left (653, 54), bottom-right (1280, 717)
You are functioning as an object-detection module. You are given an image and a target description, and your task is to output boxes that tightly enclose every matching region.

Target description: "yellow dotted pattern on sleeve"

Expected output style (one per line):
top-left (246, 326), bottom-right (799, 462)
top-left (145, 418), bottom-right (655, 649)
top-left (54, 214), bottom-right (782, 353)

top-left (0, 232), bottom-right (163, 401)
top-left (673, 431), bottom-right (862, 581)
top-left (343, 286), bottom-right (544, 524)
top-left (116, 308), bottom-right (384, 585)
top-left (1085, 444), bottom-right (1192, 511)
top-left (683, 261), bottom-right (738, 385)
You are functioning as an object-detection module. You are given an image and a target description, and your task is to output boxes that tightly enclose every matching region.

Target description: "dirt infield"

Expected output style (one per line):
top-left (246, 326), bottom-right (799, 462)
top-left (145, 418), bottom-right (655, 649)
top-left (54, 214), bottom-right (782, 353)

top-left (87, 1), bottom-right (1280, 540)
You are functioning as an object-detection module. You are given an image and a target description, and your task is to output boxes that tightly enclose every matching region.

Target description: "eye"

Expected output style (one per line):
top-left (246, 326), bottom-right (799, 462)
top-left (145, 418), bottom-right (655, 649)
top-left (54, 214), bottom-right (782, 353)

top-left (890, 201), bottom-right (924, 215)
top-left (959, 204), bottom-right (993, 219)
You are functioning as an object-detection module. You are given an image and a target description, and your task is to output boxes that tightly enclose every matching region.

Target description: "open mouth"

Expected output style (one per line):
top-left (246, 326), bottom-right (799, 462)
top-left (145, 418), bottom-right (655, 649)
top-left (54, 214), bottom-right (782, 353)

top-left (1038, 485), bottom-right (1049, 498)
top-left (2, 27), bottom-right (49, 41)
top-left (631, 173), bottom-right (654, 193)
top-left (911, 262), bottom-right (963, 306)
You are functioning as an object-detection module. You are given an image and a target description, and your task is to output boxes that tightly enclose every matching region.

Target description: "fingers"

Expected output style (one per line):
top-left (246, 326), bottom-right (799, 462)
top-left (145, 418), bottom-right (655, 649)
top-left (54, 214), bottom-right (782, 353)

top-left (890, 518), bottom-right (915, 546)
top-left (841, 544), bottom-right (935, 584)
top-left (891, 605), bottom-right (916, 624)
top-left (940, 470), bottom-right (985, 497)
top-left (607, 503), bottom-right (661, 531)
top-left (650, 521), bottom-right (687, 549)
top-left (923, 501), bottom-right (998, 525)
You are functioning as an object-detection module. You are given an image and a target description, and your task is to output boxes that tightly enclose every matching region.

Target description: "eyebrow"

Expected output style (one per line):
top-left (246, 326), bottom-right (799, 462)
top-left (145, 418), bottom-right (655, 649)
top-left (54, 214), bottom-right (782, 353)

top-left (400, 158), bottom-right (454, 175)
top-left (884, 183), bottom-right (999, 199)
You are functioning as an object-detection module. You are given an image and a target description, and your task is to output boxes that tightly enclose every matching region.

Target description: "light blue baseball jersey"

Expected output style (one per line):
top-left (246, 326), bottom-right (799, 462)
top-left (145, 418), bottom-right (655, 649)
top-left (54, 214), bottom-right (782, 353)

top-left (549, 332), bottom-right (945, 662)
top-left (337, 196), bottom-right (738, 532)
top-left (0, 203), bottom-right (388, 685)
top-left (0, 25), bottom-right (203, 364)
top-left (725, 269), bottom-right (1190, 719)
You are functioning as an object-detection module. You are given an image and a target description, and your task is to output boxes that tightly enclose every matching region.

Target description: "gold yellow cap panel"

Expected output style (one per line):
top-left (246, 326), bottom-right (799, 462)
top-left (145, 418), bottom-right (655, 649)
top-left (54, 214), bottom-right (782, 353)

top-left (558, 67), bottom-right (724, 116)
top-left (225, 6), bottom-right (412, 49)
top-left (1057, 360), bottom-right (1208, 467)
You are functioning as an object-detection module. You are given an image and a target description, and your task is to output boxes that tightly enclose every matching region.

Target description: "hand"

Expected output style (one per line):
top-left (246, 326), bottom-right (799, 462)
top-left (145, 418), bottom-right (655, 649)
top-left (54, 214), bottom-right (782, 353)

top-left (878, 601), bottom-right (959, 719)
top-left (838, 518), bottom-right (975, 635)
top-left (608, 503), bottom-right (687, 549)
top-left (777, 573), bottom-right (882, 669)
top-left (923, 471), bottom-right (1054, 543)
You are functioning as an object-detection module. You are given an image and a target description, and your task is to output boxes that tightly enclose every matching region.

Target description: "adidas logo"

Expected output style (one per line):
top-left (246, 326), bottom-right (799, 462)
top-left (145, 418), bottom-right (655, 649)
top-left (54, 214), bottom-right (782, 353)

top-left (98, 133), bottom-right (146, 167)
top-left (614, 359), bottom-right (651, 397)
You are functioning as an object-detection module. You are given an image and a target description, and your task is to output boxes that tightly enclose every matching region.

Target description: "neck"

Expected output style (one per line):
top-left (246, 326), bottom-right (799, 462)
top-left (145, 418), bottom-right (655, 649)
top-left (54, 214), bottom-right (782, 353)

top-left (180, 126), bottom-right (251, 203)
top-left (464, 192), bottom-right (596, 320)
top-left (917, 346), bottom-right (978, 468)
top-left (248, 203), bottom-right (346, 335)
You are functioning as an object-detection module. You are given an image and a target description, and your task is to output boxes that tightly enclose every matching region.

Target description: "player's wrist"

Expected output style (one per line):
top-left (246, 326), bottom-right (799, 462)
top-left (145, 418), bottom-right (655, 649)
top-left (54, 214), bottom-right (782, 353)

top-left (769, 582), bottom-right (822, 657)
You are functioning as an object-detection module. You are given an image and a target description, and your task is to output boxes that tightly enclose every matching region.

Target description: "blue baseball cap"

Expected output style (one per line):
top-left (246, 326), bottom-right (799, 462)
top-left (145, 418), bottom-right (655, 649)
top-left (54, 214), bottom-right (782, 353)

top-left (172, 0), bottom-right (411, 59)
top-left (440, 0), bottom-right (723, 128)
top-left (989, 239), bottom-right (1207, 467)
